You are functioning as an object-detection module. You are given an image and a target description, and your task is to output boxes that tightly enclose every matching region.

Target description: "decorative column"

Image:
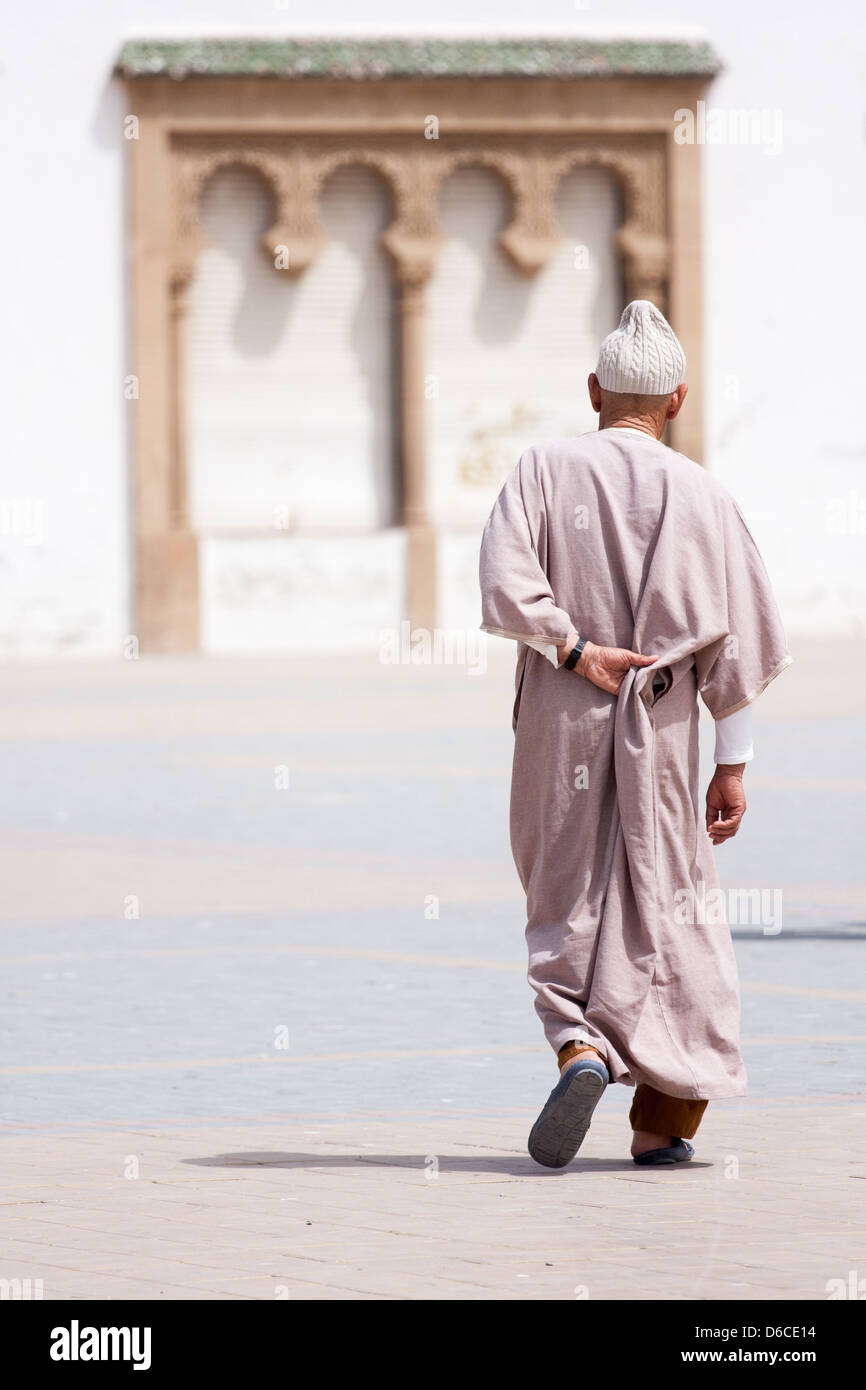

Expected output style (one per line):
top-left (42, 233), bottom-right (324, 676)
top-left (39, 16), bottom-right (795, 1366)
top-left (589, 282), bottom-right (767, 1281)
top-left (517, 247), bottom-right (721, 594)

top-left (136, 262), bottom-right (200, 652)
top-left (167, 269), bottom-right (192, 530)
top-left (382, 165), bottom-right (443, 633)
top-left (129, 120), bottom-right (202, 653)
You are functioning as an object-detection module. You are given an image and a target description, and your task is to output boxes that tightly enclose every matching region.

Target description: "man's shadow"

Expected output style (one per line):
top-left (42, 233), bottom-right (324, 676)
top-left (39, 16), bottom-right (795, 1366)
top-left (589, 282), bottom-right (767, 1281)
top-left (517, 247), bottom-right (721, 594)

top-left (183, 1151), bottom-right (710, 1175)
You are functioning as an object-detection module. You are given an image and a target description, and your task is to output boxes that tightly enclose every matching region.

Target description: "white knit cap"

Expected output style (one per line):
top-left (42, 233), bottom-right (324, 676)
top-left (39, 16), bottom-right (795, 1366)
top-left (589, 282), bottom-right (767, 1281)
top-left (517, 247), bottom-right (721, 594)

top-left (595, 300), bottom-right (686, 394)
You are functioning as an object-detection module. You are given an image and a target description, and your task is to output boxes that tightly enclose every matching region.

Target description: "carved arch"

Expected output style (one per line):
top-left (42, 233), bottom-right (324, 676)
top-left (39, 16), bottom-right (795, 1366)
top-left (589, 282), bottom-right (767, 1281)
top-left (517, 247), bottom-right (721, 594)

top-left (432, 152), bottom-right (535, 276)
top-left (551, 144), bottom-right (670, 309)
top-left (381, 148), bottom-right (559, 286)
top-left (310, 153), bottom-right (399, 279)
top-left (174, 148), bottom-right (287, 286)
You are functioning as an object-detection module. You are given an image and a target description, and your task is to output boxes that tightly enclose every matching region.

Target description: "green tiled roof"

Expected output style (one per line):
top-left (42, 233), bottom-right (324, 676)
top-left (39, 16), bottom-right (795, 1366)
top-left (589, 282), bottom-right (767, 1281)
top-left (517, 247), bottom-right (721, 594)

top-left (116, 37), bottom-right (722, 80)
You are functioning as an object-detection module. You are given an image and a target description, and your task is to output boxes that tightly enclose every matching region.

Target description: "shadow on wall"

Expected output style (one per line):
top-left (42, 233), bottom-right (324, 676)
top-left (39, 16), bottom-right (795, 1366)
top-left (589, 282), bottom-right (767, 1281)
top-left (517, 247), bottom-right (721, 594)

top-left (198, 163), bottom-right (287, 357)
top-left (438, 165), bottom-right (533, 346)
top-left (319, 163), bottom-right (399, 526)
top-left (190, 161), bottom-right (398, 531)
top-left (555, 164), bottom-right (625, 353)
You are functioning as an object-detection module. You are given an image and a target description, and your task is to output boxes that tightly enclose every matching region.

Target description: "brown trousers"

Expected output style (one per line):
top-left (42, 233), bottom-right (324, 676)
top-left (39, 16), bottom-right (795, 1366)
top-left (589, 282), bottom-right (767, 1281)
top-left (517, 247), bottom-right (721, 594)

top-left (557, 1042), bottom-right (708, 1140)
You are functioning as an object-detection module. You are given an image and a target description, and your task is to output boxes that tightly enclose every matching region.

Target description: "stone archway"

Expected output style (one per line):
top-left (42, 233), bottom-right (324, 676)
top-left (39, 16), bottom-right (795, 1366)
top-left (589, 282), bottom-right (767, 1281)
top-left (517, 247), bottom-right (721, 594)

top-left (118, 37), bottom-right (719, 650)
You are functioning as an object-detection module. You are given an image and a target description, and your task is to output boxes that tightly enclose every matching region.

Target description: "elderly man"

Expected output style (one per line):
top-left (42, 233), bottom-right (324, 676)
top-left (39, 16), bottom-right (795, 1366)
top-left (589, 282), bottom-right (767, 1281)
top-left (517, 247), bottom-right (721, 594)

top-left (479, 301), bottom-right (790, 1168)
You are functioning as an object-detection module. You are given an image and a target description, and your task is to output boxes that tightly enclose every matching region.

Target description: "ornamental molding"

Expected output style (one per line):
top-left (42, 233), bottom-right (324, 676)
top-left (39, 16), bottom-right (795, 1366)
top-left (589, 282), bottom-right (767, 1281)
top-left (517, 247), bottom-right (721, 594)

top-left (171, 133), bottom-right (669, 294)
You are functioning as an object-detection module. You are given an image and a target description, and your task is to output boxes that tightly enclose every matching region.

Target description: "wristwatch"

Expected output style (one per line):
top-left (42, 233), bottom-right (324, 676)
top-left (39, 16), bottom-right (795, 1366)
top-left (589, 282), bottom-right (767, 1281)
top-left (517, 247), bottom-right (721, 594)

top-left (564, 635), bottom-right (589, 670)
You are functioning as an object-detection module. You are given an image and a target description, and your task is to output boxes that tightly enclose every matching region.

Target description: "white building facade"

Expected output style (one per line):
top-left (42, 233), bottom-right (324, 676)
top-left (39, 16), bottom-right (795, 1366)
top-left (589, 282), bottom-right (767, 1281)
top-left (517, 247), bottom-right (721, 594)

top-left (2, 4), bottom-right (864, 657)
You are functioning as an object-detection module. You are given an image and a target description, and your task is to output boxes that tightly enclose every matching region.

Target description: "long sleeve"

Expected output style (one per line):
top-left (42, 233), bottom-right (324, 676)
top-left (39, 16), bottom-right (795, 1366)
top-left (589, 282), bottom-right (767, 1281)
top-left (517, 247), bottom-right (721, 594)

top-left (524, 627), bottom-right (580, 668)
top-left (694, 491), bottom-right (792, 720)
top-left (523, 637), bottom-right (560, 667)
top-left (713, 703), bottom-right (754, 763)
top-left (479, 451), bottom-right (575, 648)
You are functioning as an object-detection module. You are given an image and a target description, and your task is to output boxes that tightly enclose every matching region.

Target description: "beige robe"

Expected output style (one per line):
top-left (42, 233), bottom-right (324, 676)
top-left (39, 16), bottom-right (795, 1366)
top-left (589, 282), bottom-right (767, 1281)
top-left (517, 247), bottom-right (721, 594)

top-left (479, 429), bottom-right (791, 1099)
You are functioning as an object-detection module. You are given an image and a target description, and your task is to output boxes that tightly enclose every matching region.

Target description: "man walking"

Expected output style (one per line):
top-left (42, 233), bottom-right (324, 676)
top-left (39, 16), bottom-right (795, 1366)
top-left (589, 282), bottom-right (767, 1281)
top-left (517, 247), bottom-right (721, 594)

top-left (479, 301), bottom-right (791, 1168)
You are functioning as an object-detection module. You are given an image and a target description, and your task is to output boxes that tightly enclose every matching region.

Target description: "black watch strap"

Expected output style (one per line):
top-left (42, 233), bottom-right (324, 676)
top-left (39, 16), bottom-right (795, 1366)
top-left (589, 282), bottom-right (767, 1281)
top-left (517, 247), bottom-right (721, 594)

top-left (564, 635), bottom-right (588, 670)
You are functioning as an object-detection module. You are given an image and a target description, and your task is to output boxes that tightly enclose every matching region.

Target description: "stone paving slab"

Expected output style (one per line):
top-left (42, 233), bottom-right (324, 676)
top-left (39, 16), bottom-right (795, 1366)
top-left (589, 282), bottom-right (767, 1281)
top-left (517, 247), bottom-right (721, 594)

top-left (2, 1103), bottom-right (864, 1301)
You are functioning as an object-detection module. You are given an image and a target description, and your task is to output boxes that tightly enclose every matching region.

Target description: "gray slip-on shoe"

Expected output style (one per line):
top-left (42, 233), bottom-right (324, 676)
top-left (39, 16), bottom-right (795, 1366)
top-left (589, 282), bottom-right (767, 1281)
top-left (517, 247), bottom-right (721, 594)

top-left (527, 1058), bottom-right (609, 1169)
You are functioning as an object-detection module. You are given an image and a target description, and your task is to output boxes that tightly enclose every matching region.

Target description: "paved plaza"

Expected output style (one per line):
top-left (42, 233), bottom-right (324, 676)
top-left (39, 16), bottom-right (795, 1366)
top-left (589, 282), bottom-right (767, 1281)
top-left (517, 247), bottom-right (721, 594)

top-left (0, 639), bottom-right (863, 1300)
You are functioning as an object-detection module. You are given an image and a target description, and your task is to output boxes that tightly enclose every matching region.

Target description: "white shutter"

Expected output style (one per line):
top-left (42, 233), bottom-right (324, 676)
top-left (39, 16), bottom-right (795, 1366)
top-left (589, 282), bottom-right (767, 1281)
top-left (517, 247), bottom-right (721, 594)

top-left (189, 162), bottom-right (396, 533)
top-left (187, 163), bottom-right (405, 651)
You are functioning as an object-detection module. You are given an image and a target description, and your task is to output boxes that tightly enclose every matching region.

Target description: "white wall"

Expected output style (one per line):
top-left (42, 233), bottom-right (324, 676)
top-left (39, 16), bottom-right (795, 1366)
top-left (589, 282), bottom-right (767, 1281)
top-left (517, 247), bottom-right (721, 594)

top-left (2, 0), bottom-right (864, 655)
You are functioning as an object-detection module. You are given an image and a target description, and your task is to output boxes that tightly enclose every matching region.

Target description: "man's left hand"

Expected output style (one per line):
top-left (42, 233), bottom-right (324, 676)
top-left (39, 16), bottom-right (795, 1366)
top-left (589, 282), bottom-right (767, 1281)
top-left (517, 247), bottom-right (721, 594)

top-left (564, 639), bottom-right (659, 695)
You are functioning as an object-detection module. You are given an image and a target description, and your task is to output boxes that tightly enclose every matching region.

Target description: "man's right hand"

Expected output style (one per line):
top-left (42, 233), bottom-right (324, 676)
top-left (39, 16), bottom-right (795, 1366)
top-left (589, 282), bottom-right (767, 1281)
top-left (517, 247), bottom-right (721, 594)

top-left (706, 765), bottom-right (747, 845)
top-left (574, 640), bottom-right (659, 695)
